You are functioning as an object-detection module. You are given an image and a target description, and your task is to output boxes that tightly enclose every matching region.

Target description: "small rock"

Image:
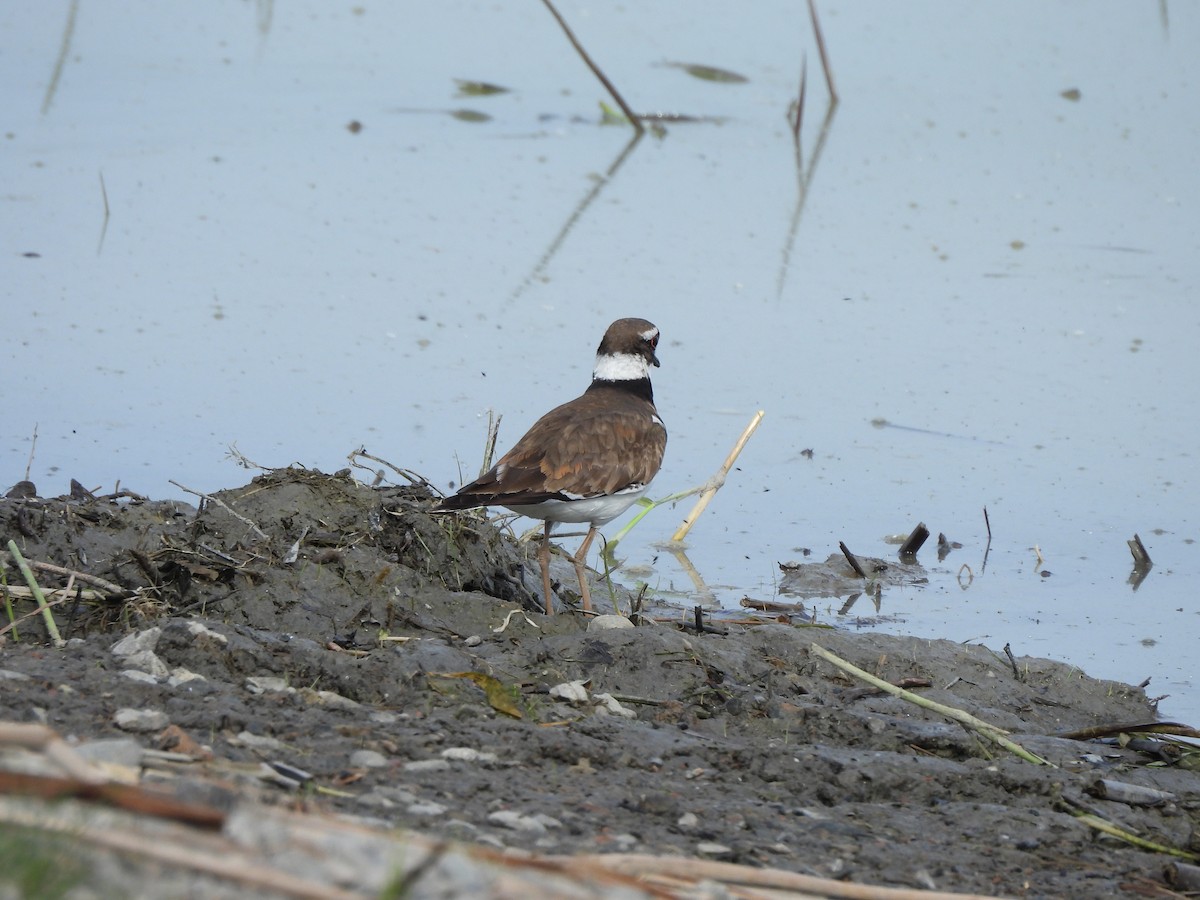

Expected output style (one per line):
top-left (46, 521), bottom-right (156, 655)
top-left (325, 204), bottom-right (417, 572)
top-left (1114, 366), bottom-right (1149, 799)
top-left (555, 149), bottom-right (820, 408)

top-left (73, 738), bottom-right (144, 768)
top-left (301, 688), bottom-right (361, 709)
top-left (0, 669), bottom-right (31, 682)
top-left (403, 759), bottom-right (451, 773)
top-left (407, 801), bottom-right (448, 817)
top-left (350, 749), bottom-right (389, 769)
top-left (167, 668), bottom-right (206, 687)
top-left (587, 614), bottom-right (634, 631)
top-left (463, 635), bottom-right (482, 647)
top-left (677, 812), bottom-right (699, 829)
top-left (697, 841), bottom-right (733, 858)
top-left (233, 731), bottom-right (287, 752)
top-left (113, 708), bottom-right (169, 733)
top-left (111, 628), bottom-right (162, 657)
top-left (120, 649), bottom-right (170, 679)
top-left (441, 747), bottom-right (498, 764)
top-left (549, 680), bottom-right (590, 703)
top-left (246, 676), bottom-right (294, 695)
top-left (592, 692), bottom-right (636, 719)
top-left (186, 621), bottom-right (228, 644)
top-left (531, 813), bottom-right (563, 830)
top-left (121, 670), bottom-right (159, 685)
top-left (487, 810), bottom-right (546, 834)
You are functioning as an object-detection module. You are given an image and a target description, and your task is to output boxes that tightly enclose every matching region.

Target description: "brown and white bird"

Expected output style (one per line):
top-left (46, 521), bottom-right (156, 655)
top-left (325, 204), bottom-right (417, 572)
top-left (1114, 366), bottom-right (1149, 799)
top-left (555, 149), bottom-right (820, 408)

top-left (436, 318), bottom-right (667, 615)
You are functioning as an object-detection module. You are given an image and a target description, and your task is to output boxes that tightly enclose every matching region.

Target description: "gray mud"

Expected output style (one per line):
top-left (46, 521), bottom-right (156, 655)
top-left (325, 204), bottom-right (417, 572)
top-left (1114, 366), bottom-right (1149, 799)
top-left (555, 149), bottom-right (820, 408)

top-left (2, 469), bottom-right (1198, 897)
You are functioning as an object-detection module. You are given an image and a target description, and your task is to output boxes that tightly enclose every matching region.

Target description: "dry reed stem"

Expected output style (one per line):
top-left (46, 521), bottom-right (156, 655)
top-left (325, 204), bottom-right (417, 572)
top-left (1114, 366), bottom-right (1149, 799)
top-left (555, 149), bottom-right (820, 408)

top-left (671, 410), bottom-right (764, 542)
top-left (809, 641), bottom-right (1053, 767)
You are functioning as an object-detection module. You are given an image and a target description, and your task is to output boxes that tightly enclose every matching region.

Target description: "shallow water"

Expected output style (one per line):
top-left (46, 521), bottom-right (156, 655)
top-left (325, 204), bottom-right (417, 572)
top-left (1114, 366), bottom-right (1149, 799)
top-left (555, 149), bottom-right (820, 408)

top-left (3, 3), bottom-right (1198, 721)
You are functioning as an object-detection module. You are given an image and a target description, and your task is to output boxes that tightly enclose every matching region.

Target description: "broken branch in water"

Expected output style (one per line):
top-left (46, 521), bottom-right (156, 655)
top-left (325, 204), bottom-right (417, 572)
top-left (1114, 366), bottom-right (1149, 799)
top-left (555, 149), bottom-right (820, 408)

top-left (838, 541), bottom-right (867, 578)
top-left (539, 0), bottom-right (644, 133)
top-left (898, 522), bottom-right (929, 557)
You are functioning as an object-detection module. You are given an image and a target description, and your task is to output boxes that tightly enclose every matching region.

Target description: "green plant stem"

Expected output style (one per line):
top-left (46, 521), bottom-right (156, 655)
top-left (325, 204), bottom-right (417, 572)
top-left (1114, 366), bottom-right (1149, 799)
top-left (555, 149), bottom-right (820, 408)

top-left (6, 541), bottom-right (63, 647)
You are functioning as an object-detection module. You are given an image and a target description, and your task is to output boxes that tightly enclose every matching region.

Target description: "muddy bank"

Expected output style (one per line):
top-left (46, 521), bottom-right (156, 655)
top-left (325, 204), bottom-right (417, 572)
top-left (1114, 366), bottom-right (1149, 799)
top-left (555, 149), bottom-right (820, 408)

top-left (1, 469), bottom-right (1198, 898)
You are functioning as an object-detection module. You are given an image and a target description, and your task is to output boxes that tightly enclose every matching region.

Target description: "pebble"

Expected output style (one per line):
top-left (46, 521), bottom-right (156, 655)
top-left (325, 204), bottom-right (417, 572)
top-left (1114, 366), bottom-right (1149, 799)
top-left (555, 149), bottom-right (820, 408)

top-left (440, 747), bottom-right (498, 764)
top-left (677, 812), bottom-right (699, 829)
top-left (234, 731), bottom-right (287, 752)
top-left (350, 749), bottom-right (388, 769)
top-left (587, 614), bottom-right (634, 631)
top-left (113, 708), bottom-right (169, 733)
top-left (549, 680), bottom-right (590, 703)
top-left (463, 635), bottom-right (482, 647)
top-left (73, 738), bottom-right (145, 768)
top-left (0, 669), bottom-right (31, 682)
top-left (167, 668), bottom-right (206, 687)
top-left (301, 688), bottom-right (361, 709)
top-left (120, 649), bottom-right (170, 679)
top-left (185, 621), bottom-right (228, 643)
top-left (407, 801), bottom-right (448, 817)
top-left (696, 841), bottom-right (733, 858)
top-left (592, 692), bottom-right (636, 718)
top-left (487, 810), bottom-right (546, 834)
top-left (111, 628), bottom-right (162, 657)
top-left (246, 676), bottom-right (294, 694)
top-left (121, 670), bottom-right (160, 685)
top-left (403, 759), bottom-right (451, 773)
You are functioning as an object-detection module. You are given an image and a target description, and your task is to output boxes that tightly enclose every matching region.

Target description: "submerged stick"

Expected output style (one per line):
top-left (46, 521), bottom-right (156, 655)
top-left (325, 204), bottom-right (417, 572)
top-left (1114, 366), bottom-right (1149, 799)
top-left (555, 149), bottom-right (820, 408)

top-left (539, 0), bottom-right (644, 133)
top-left (1127, 533), bottom-right (1152, 570)
top-left (809, 642), bottom-right (1053, 766)
top-left (839, 542), bottom-right (867, 578)
top-left (6, 541), bottom-right (64, 647)
top-left (672, 411), bottom-right (764, 542)
top-left (898, 522), bottom-right (929, 557)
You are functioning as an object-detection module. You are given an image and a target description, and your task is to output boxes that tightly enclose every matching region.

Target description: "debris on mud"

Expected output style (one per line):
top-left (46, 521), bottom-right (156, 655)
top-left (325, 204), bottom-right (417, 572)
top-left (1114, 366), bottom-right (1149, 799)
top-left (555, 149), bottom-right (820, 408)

top-left (2, 468), bottom-right (1198, 898)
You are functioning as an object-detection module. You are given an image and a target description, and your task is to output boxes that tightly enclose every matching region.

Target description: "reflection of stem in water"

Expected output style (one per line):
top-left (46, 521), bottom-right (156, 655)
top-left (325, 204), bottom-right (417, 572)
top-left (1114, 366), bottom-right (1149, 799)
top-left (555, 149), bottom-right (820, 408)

top-left (42, 0), bottom-right (79, 115)
top-left (778, 1), bottom-right (840, 298)
top-left (509, 130), bottom-right (643, 302)
top-left (777, 101), bottom-right (838, 299)
top-left (667, 546), bottom-right (718, 607)
top-left (96, 171), bottom-right (110, 256)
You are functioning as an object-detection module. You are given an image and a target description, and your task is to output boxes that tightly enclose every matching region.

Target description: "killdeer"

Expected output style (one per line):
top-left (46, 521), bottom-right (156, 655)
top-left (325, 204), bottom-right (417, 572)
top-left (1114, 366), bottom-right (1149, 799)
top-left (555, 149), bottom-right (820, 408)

top-left (436, 318), bottom-right (667, 615)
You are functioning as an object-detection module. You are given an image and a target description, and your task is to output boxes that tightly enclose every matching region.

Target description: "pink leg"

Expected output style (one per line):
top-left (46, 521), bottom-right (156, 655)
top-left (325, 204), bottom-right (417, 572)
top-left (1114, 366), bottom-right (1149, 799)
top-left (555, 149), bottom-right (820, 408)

top-left (571, 527), bottom-right (599, 613)
top-left (538, 522), bottom-right (554, 615)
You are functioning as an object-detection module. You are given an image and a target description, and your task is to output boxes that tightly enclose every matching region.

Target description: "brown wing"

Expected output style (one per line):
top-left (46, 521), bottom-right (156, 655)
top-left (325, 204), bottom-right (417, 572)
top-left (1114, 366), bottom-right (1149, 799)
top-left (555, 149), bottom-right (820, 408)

top-left (438, 390), bottom-right (666, 509)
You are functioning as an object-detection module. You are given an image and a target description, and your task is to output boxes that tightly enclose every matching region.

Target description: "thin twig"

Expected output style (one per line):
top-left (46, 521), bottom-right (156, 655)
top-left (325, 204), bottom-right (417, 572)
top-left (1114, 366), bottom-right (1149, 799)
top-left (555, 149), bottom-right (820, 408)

top-left (346, 447), bottom-right (433, 489)
top-left (169, 480), bottom-right (269, 541)
top-left (539, 0), bottom-right (644, 133)
top-left (6, 541), bottom-right (64, 647)
top-left (29, 560), bottom-right (127, 596)
top-left (24, 423), bottom-right (38, 482)
top-left (672, 411), bottom-right (764, 542)
top-left (807, 0), bottom-right (838, 104)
